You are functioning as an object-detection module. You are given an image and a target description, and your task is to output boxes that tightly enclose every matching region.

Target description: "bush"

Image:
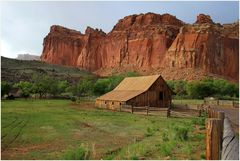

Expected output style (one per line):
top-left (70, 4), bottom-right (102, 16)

top-left (174, 127), bottom-right (189, 141)
top-left (70, 97), bottom-right (77, 102)
top-left (162, 132), bottom-right (169, 142)
top-left (129, 154), bottom-right (139, 160)
top-left (1, 81), bottom-right (12, 97)
top-left (156, 143), bottom-right (172, 156)
top-left (145, 127), bottom-right (155, 137)
top-left (14, 81), bottom-right (32, 98)
top-left (93, 79), bottom-right (111, 95)
top-left (191, 117), bottom-right (205, 126)
top-left (168, 78), bottom-right (238, 99)
top-left (64, 146), bottom-right (90, 160)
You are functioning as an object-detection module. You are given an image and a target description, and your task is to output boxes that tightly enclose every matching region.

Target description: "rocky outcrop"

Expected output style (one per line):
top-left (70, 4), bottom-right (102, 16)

top-left (163, 17), bottom-right (239, 81)
top-left (195, 14), bottom-right (214, 24)
top-left (41, 13), bottom-right (239, 81)
top-left (17, 54), bottom-right (40, 60)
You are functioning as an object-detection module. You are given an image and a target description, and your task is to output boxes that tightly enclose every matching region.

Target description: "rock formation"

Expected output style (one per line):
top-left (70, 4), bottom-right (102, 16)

top-left (17, 54), bottom-right (40, 61)
top-left (41, 13), bottom-right (239, 81)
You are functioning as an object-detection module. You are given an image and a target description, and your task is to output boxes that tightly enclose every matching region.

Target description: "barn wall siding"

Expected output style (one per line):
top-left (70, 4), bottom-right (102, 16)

top-left (95, 100), bottom-right (125, 110)
top-left (126, 77), bottom-right (172, 108)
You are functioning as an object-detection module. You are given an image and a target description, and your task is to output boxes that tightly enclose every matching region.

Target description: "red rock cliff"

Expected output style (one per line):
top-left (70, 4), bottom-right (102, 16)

top-left (41, 13), bottom-right (239, 81)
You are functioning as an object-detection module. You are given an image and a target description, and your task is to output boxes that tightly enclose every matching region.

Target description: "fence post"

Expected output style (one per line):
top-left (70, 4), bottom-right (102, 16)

top-left (198, 108), bottom-right (202, 117)
top-left (131, 105), bottom-right (133, 114)
top-left (208, 108), bottom-right (212, 118)
top-left (167, 108), bottom-right (170, 118)
top-left (146, 106), bottom-right (149, 116)
top-left (206, 118), bottom-right (221, 160)
top-left (217, 111), bottom-right (225, 145)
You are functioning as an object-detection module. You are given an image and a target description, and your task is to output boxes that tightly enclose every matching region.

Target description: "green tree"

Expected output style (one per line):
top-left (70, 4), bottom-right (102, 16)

top-left (1, 81), bottom-right (11, 98)
top-left (32, 74), bottom-right (51, 98)
top-left (93, 78), bottom-right (111, 95)
top-left (67, 79), bottom-right (93, 98)
top-left (76, 79), bottom-right (94, 97)
top-left (57, 80), bottom-right (69, 94)
top-left (14, 81), bottom-right (32, 99)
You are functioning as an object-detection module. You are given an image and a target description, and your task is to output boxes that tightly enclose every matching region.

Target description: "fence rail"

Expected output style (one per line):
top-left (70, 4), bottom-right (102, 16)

top-left (120, 104), bottom-right (203, 118)
top-left (204, 99), bottom-right (239, 108)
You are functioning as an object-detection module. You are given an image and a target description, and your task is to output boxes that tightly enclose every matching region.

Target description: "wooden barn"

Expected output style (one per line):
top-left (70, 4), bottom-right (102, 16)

top-left (95, 75), bottom-right (173, 110)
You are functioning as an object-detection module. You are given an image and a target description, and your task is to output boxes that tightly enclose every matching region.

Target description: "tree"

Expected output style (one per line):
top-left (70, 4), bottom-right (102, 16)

top-left (93, 78), bottom-right (111, 95)
top-left (57, 80), bottom-right (69, 94)
top-left (32, 74), bottom-right (51, 98)
top-left (14, 81), bottom-right (32, 99)
top-left (76, 79), bottom-right (93, 97)
top-left (1, 81), bottom-right (11, 98)
top-left (67, 79), bottom-right (93, 98)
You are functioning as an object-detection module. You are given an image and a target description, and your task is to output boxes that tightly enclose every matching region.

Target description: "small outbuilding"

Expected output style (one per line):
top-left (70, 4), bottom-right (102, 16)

top-left (95, 75), bottom-right (173, 110)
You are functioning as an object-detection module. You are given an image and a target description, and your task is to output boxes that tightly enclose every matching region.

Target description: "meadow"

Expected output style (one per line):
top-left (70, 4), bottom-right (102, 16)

top-left (1, 99), bottom-right (206, 160)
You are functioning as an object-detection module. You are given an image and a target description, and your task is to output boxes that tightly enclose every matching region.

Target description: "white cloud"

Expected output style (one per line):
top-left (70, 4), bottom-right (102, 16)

top-left (0, 38), bottom-right (38, 58)
top-left (0, 38), bottom-right (16, 58)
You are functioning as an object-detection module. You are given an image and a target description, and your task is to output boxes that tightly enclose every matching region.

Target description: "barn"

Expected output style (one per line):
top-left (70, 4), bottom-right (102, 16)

top-left (95, 75), bottom-right (173, 110)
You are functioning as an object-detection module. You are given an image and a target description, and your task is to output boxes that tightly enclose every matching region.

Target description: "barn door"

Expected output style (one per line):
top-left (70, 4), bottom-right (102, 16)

top-left (159, 91), bottom-right (164, 107)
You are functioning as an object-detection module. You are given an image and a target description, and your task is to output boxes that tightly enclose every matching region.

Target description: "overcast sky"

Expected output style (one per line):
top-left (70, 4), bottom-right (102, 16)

top-left (0, 1), bottom-right (239, 58)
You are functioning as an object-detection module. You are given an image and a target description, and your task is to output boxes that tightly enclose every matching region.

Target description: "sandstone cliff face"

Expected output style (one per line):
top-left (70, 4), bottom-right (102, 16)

top-left (163, 15), bottom-right (239, 81)
top-left (41, 13), bottom-right (239, 81)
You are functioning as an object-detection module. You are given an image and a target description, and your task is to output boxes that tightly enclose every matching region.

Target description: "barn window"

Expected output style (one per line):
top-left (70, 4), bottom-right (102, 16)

top-left (120, 103), bottom-right (121, 105)
top-left (112, 102), bottom-right (114, 105)
top-left (104, 101), bottom-right (107, 104)
top-left (159, 92), bottom-right (164, 100)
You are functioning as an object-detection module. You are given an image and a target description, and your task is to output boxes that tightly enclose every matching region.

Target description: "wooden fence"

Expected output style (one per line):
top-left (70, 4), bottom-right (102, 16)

top-left (204, 99), bottom-right (239, 108)
top-left (121, 105), bottom-right (170, 117)
top-left (120, 104), bottom-right (203, 118)
top-left (206, 108), bottom-right (239, 160)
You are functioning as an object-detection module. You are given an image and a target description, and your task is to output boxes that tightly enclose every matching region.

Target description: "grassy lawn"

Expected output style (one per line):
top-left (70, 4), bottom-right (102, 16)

top-left (1, 99), bottom-right (206, 160)
top-left (173, 99), bottom-right (204, 105)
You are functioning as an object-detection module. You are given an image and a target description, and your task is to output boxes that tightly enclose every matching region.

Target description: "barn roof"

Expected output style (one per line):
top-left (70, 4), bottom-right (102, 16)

top-left (96, 75), bottom-right (162, 102)
top-left (114, 74), bottom-right (160, 91)
top-left (96, 90), bottom-right (144, 102)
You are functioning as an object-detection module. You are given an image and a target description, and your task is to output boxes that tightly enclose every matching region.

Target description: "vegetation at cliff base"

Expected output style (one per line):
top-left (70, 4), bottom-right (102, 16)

top-left (167, 78), bottom-right (239, 100)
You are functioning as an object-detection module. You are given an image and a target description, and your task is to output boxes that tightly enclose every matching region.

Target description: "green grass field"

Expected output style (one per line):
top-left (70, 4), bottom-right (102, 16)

top-left (172, 99), bottom-right (204, 105)
top-left (1, 99), bottom-right (206, 160)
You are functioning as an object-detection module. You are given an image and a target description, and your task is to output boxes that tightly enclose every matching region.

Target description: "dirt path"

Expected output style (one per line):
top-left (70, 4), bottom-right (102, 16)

top-left (211, 106), bottom-right (239, 133)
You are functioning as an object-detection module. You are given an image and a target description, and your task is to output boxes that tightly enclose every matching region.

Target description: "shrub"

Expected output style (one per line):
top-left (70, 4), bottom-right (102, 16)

top-left (162, 132), bottom-right (169, 142)
top-left (70, 97), bottom-right (77, 102)
top-left (129, 155), bottom-right (139, 160)
top-left (14, 81), bottom-right (32, 98)
top-left (174, 127), bottom-right (189, 141)
top-left (200, 153), bottom-right (206, 159)
top-left (168, 78), bottom-right (238, 99)
top-left (145, 127), bottom-right (155, 137)
top-left (191, 117), bottom-right (205, 126)
top-left (64, 146), bottom-right (90, 160)
top-left (1, 81), bottom-right (11, 97)
top-left (157, 144), bottom-right (172, 156)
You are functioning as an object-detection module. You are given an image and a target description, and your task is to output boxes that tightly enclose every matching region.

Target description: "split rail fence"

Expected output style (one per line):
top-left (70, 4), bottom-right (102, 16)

top-left (205, 107), bottom-right (239, 160)
top-left (120, 104), bottom-right (204, 118)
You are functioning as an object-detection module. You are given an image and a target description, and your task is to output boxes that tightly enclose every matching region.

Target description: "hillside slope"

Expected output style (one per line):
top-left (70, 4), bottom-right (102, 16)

top-left (1, 56), bottom-right (96, 84)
